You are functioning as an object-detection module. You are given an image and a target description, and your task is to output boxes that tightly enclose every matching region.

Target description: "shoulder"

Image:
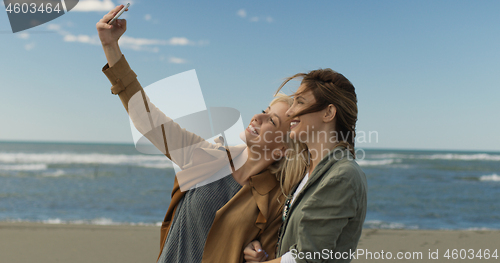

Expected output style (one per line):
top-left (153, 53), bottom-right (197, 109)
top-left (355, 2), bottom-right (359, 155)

top-left (324, 158), bottom-right (366, 187)
top-left (313, 158), bottom-right (367, 207)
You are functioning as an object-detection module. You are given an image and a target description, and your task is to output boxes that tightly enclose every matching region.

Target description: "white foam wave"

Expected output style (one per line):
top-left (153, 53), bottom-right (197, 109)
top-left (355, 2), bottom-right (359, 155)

top-left (357, 159), bottom-right (398, 166)
top-left (0, 152), bottom-right (173, 169)
top-left (369, 153), bottom-right (500, 161)
top-left (364, 220), bottom-right (419, 229)
top-left (43, 218), bottom-right (122, 225)
top-left (43, 218), bottom-right (65, 224)
top-left (480, 174), bottom-right (500, 182)
top-left (421, 153), bottom-right (500, 161)
top-left (41, 169), bottom-right (66, 177)
top-left (0, 163), bottom-right (47, 171)
top-left (367, 153), bottom-right (408, 159)
top-left (466, 227), bottom-right (494, 231)
top-left (4, 218), bottom-right (161, 226)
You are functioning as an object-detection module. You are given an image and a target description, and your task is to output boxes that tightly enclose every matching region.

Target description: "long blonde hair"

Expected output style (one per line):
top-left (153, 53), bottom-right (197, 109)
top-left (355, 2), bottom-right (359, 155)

top-left (267, 93), bottom-right (309, 198)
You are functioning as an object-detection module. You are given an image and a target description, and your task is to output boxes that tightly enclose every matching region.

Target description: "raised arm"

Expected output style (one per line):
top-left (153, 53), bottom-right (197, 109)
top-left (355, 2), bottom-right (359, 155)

top-left (96, 5), bottom-right (215, 168)
top-left (96, 5), bottom-right (126, 67)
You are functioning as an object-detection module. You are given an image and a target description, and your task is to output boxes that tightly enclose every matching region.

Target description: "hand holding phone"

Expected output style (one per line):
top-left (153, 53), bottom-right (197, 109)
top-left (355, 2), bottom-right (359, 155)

top-left (97, 4), bottom-right (129, 47)
top-left (107, 3), bottom-right (130, 25)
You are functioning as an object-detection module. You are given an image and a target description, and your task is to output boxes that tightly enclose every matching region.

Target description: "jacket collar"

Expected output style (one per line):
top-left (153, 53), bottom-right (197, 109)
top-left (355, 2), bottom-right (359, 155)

top-left (249, 169), bottom-right (278, 195)
top-left (248, 169), bottom-right (280, 229)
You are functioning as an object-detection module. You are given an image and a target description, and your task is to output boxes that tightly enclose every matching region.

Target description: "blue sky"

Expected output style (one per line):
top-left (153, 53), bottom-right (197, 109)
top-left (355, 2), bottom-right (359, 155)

top-left (1, 0), bottom-right (499, 151)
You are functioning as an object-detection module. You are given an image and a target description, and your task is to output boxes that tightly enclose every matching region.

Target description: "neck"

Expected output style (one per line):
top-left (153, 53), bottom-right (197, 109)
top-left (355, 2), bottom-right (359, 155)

top-left (306, 130), bottom-right (338, 175)
top-left (231, 147), bottom-right (277, 185)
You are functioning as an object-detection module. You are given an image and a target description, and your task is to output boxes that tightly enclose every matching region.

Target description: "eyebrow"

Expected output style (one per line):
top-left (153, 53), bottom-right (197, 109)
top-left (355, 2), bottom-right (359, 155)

top-left (295, 95), bottom-right (306, 101)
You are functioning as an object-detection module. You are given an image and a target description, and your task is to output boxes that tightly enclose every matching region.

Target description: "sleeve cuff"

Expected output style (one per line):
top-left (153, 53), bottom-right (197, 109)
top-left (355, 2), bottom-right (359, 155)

top-left (281, 252), bottom-right (296, 263)
top-left (102, 55), bottom-right (138, 95)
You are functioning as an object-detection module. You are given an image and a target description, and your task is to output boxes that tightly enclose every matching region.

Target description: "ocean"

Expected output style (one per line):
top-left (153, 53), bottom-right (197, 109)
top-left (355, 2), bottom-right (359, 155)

top-left (0, 141), bottom-right (498, 230)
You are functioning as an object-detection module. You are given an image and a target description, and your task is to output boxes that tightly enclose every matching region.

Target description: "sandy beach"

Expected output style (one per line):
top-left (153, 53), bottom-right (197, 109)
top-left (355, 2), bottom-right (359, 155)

top-left (0, 222), bottom-right (159, 263)
top-left (355, 229), bottom-right (499, 262)
top-left (1, 222), bottom-right (498, 263)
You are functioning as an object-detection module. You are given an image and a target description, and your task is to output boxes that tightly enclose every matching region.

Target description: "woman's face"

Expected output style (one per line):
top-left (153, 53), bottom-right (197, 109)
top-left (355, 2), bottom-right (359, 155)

top-left (286, 84), bottom-right (325, 143)
top-left (243, 101), bottom-right (291, 159)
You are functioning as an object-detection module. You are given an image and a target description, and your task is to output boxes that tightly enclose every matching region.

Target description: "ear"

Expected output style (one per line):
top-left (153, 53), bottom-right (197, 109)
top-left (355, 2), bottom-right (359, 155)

top-left (272, 146), bottom-right (287, 159)
top-left (323, 104), bottom-right (337, 123)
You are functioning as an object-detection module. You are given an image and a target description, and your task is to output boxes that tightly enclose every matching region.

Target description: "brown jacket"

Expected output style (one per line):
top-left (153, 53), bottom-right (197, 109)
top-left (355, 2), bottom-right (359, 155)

top-left (102, 55), bottom-right (285, 262)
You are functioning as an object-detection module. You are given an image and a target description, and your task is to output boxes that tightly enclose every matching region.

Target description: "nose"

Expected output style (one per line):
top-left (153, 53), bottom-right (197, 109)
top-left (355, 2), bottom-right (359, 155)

top-left (251, 113), bottom-right (264, 125)
top-left (286, 104), bottom-right (295, 117)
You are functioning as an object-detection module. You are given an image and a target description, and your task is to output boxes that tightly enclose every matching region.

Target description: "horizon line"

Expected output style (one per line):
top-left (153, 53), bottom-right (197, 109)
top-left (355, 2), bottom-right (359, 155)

top-left (0, 139), bottom-right (499, 154)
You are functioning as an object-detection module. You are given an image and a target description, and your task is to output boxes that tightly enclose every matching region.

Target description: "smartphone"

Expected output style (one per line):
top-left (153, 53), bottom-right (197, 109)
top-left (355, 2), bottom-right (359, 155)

top-left (108, 3), bottom-right (130, 25)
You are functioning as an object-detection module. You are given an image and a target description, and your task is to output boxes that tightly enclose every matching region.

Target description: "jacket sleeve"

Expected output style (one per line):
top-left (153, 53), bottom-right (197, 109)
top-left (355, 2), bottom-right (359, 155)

top-left (288, 173), bottom-right (358, 263)
top-left (102, 55), bottom-right (214, 168)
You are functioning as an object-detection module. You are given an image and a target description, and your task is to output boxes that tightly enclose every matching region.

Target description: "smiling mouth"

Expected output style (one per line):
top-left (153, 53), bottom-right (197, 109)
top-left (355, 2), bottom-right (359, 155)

top-left (247, 124), bottom-right (259, 135)
top-left (290, 120), bottom-right (300, 130)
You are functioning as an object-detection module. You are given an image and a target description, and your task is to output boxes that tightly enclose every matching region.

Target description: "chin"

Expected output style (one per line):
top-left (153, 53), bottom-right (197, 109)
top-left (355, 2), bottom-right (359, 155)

top-left (290, 129), bottom-right (307, 144)
top-left (241, 129), bottom-right (259, 147)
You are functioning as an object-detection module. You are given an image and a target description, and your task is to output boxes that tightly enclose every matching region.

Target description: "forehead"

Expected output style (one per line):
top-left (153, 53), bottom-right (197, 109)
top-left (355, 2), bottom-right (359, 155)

top-left (268, 101), bottom-right (290, 116)
top-left (295, 84), bottom-right (314, 98)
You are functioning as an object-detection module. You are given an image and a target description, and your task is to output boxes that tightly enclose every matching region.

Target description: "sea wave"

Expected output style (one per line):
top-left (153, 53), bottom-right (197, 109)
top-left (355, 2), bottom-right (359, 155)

top-left (0, 163), bottom-right (48, 171)
top-left (465, 227), bottom-right (494, 231)
top-left (364, 220), bottom-right (419, 230)
top-left (369, 153), bottom-right (500, 161)
top-left (480, 174), bottom-right (500, 182)
top-left (3, 218), bottom-right (162, 226)
top-left (41, 169), bottom-right (66, 177)
top-left (366, 153), bottom-right (408, 159)
top-left (421, 153), bottom-right (500, 161)
top-left (0, 152), bottom-right (173, 170)
top-left (357, 159), bottom-right (399, 166)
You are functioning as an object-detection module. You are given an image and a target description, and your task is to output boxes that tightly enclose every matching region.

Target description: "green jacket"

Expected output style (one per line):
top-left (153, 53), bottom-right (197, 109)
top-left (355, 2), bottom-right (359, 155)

top-left (277, 147), bottom-right (367, 262)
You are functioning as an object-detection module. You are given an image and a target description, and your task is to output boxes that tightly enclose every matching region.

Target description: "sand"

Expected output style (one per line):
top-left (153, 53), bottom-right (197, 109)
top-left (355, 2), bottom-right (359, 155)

top-left (0, 222), bottom-right (498, 263)
top-left (354, 229), bottom-right (498, 262)
top-left (0, 222), bottom-right (159, 263)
